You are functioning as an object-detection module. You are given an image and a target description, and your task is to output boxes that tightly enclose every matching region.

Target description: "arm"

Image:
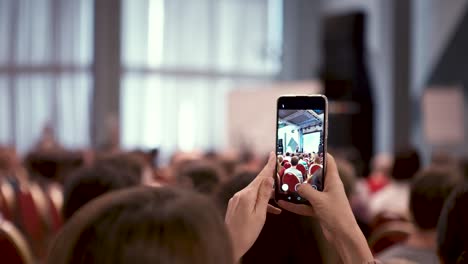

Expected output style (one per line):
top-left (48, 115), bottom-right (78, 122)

top-left (278, 154), bottom-right (374, 263)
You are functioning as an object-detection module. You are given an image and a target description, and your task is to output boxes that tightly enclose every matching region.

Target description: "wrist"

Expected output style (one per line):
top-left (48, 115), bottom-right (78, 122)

top-left (333, 223), bottom-right (373, 263)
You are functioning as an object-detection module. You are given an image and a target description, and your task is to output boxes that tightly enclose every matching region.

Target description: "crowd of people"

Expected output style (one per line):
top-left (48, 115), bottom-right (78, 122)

top-left (277, 152), bottom-right (324, 193)
top-left (1, 135), bottom-right (468, 263)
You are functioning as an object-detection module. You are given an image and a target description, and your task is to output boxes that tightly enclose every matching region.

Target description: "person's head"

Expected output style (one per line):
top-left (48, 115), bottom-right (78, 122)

top-left (410, 167), bottom-right (460, 232)
top-left (291, 156), bottom-right (299, 166)
top-left (0, 146), bottom-right (19, 175)
top-left (96, 153), bottom-right (148, 182)
top-left (438, 182), bottom-right (468, 264)
top-left (48, 186), bottom-right (233, 264)
top-left (314, 156), bottom-right (321, 164)
top-left (371, 153), bottom-right (393, 175)
top-left (24, 151), bottom-right (84, 183)
top-left (218, 154), bottom-right (238, 180)
top-left (62, 164), bottom-right (141, 220)
top-left (285, 152), bottom-right (290, 157)
top-left (176, 161), bottom-right (223, 194)
top-left (391, 148), bottom-right (421, 181)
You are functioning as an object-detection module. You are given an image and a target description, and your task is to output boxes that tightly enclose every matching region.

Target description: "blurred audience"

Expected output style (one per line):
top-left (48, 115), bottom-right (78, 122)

top-left (336, 157), bottom-right (372, 237)
top-left (284, 156), bottom-right (304, 181)
top-left (95, 152), bottom-right (153, 185)
top-left (4, 126), bottom-right (468, 264)
top-left (366, 153), bottom-right (393, 194)
top-left (62, 161), bottom-right (141, 220)
top-left (369, 148), bottom-right (421, 219)
top-left (438, 182), bottom-right (468, 264)
top-left (378, 167), bottom-right (461, 263)
top-left (34, 124), bottom-right (63, 152)
top-left (49, 186), bottom-right (232, 264)
top-left (176, 160), bottom-right (223, 195)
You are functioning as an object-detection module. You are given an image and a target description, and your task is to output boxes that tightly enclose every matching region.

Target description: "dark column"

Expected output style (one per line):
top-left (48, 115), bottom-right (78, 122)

top-left (392, 0), bottom-right (412, 150)
top-left (91, 0), bottom-right (121, 149)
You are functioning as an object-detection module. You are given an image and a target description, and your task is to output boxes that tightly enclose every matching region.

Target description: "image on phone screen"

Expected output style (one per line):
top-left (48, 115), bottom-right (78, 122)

top-left (276, 99), bottom-right (326, 203)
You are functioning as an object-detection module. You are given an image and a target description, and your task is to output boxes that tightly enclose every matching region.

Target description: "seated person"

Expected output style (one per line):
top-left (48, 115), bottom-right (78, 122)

top-left (299, 159), bottom-right (308, 170)
top-left (366, 153), bottom-right (393, 194)
top-left (96, 152), bottom-right (153, 185)
top-left (176, 161), bottom-right (223, 195)
top-left (62, 163), bottom-right (141, 220)
top-left (378, 167), bottom-right (460, 263)
top-left (438, 182), bottom-right (468, 263)
top-left (369, 148), bottom-right (421, 219)
top-left (284, 156), bottom-right (304, 182)
top-left (48, 153), bottom-right (377, 264)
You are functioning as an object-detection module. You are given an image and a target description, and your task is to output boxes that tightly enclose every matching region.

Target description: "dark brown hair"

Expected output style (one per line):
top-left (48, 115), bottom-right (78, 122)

top-left (62, 164), bottom-right (140, 220)
top-left (177, 161), bottom-right (223, 194)
top-left (48, 186), bottom-right (233, 264)
top-left (391, 148), bottom-right (420, 181)
top-left (438, 182), bottom-right (468, 264)
top-left (291, 156), bottom-right (299, 166)
top-left (410, 167), bottom-right (460, 230)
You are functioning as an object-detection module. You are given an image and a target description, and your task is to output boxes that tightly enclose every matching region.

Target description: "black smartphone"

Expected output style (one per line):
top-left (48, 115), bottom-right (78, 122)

top-left (274, 95), bottom-right (328, 204)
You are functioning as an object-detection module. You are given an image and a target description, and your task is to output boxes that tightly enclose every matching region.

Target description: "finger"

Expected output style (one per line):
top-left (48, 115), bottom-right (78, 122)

top-left (277, 200), bottom-right (315, 216)
top-left (297, 183), bottom-right (321, 204)
top-left (258, 151), bottom-right (276, 179)
top-left (254, 177), bottom-right (274, 213)
top-left (267, 204), bottom-right (282, 215)
top-left (249, 152), bottom-right (276, 189)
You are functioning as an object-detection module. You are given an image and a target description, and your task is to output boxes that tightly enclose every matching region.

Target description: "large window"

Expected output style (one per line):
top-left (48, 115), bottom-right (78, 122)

top-left (0, 0), bottom-right (93, 154)
top-left (120, 0), bottom-right (283, 153)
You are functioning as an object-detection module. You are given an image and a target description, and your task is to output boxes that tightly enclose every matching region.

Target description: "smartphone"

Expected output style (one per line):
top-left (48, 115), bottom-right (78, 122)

top-left (274, 95), bottom-right (328, 204)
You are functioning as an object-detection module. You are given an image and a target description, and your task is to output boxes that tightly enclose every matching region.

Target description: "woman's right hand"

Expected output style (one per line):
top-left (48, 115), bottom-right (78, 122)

top-left (278, 154), bottom-right (374, 264)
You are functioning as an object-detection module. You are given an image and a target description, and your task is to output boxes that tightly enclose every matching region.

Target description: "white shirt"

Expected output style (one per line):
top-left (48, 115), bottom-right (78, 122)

top-left (284, 167), bottom-right (304, 182)
top-left (368, 181), bottom-right (410, 219)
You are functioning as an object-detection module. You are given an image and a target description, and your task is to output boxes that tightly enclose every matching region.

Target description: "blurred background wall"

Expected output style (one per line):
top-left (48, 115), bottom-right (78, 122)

top-left (0, 0), bottom-right (467, 164)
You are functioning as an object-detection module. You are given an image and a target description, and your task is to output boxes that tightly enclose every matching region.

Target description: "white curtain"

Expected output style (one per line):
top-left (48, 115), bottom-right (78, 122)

top-left (121, 0), bottom-right (283, 156)
top-left (0, 0), bottom-right (93, 154)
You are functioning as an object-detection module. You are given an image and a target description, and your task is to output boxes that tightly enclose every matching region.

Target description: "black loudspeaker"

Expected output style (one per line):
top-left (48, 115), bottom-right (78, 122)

top-left (321, 12), bottom-right (374, 176)
top-left (277, 139), bottom-right (284, 154)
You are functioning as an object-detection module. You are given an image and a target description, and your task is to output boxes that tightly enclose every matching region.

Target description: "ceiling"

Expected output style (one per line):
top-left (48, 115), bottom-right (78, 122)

top-left (278, 109), bottom-right (323, 129)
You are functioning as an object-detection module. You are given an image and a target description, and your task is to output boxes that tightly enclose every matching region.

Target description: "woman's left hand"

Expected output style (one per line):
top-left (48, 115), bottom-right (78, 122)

top-left (225, 152), bottom-right (281, 262)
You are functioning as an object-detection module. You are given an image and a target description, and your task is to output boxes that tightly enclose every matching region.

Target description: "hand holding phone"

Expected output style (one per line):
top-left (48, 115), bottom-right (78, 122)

top-left (278, 154), bottom-right (374, 264)
top-left (274, 95), bottom-right (328, 205)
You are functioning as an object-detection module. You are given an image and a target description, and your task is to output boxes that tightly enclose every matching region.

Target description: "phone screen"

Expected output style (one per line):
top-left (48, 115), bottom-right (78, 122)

top-left (275, 96), bottom-right (327, 204)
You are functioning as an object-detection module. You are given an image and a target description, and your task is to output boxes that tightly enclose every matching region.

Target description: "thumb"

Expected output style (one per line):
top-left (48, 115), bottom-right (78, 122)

top-left (297, 183), bottom-right (322, 204)
top-left (255, 177), bottom-right (274, 213)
